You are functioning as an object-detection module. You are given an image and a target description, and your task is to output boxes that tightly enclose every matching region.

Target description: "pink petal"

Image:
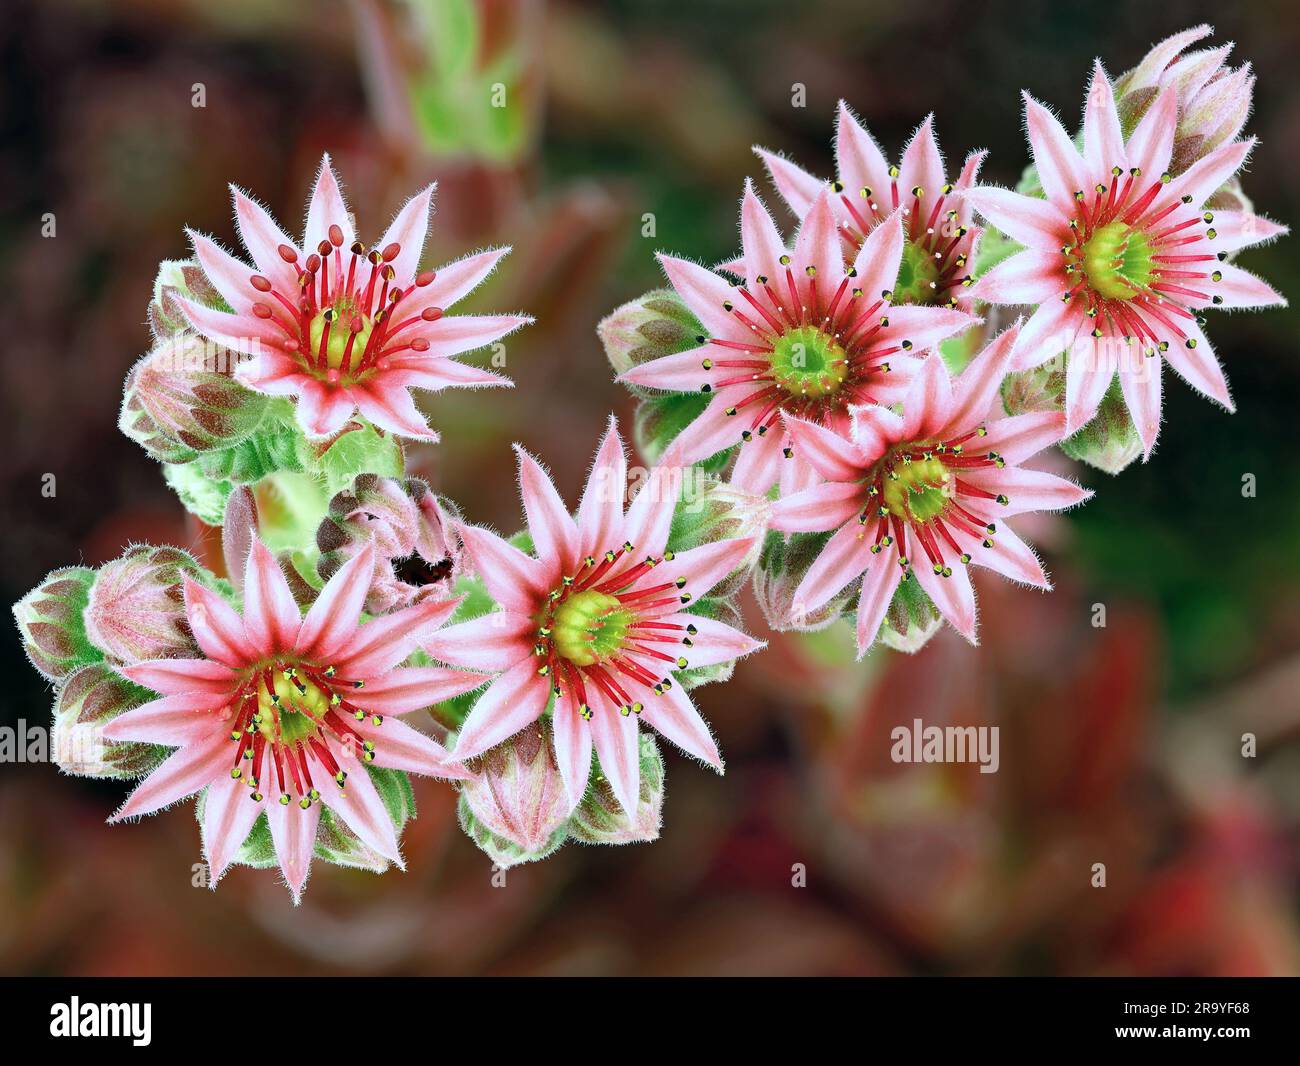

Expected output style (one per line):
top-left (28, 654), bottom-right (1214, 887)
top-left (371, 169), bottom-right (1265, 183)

top-left (295, 379), bottom-right (357, 438)
top-left (516, 446), bottom-right (580, 573)
top-left (755, 149), bottom-right (822, 221)
top-left (969, 521), bottom-right (1050, 589)
top-left (177, 298), bottom-right (281, 357)
top-left (619, 344), bottom-right (711, 392)
top-left (122, 658), bottom-right (239, 698)
top-left (903, 353), bottom-right (956, 439)
top-left (882, 304), bottom-right (975, 358)
top-left (409, 247), bottom-right (511, 312)
top-left (855, 554), bottom-right (902, 657)
top-left (792, 189), bottom-right (844, 290)
top-left (971, 249), bottom-right (1063, 306)
top-left (385, 358), bottom-right (513, 391)
top-left (354, 382), bottom-right (439, 440)
top-left (669, 614), bottom-right (764, 668)
top-left (730, 428), bottom-right (786, 495)
top-left (588, 706), bottom-right (642, 815)
top-left (654, 536), bottom-right (756, 601)
top-left (662, 392), bottom-right (750, 464)
top-left (849, 403), bottom-right (906, 457)
top-left (423, 611), bottom-right (536, 672)
top-left (268, 794), bottom-right (319, 904)
top-left (1168, 138), bottom-right (1254, 210)
top-left (242, 540), bottom-right (302, 654)
top-left (898, 114), bottom-right (945, 200)
top-left (848, 209), bottom-right (905, 303)
top-left (550, 700), bottom-right (593, 813)
top-left (576, 418), bottom-right (628, 561)
top-left (1210, 211), bottom-right (1288, 253)
top-left (960, 466), bottom-right (1092, 516)
top-left (100, 693), bottom-right (223, 745)
top-left (771, 482), bottom-right (863, 533)
top-left (1161, 320), bottom-right (1233, 411)
top-left (375, 182), bottom-right (434, 283)
top-left (459, 524), bottom-right (549, 613)
top-left (740, 178), bottom-right (794, 289)
top-left (1012, 297), bottom-right (1084, 370)
top-left (1195, 262), bottom-right (1286, 310)
top-left (1083, 61), bottom-right (1126, 175)
top-left (202, 772), bottom-right (263, 885)
top-left (189, 230), bottom-right (256, 313)
top-left (965, 187), bottom-right (1067, 252)
top-left (641, 684), bottom-right (722, 770)
top-left (303, 154), bottom-right (355, 252)
top-left (658, 254), bottom-right (742, 341)
top-left (1124, 88), bottom-right (1178, 180)
top-left (296, 543), bottom-right (376, 661)
top-left (352, 715), bottom-right (472, 780)
top-left (1118, 357), bottom-right (1163, 460)
top-left (914, 561), bottom-right (978, 644)
top-left (980, 411), bottom-right (1068, 465)
top-left (324, 759), bottom-right (403, 868)
top-left (1024, 93), bottom-right (1089, 206)
top-left (781, 414), bottom-right (865, 482)
top-left (792, 520), bottom-right (871, 617)
top-left (1065, 339), bottom-right (1117, 433)
top-left (109, 733), bottom-right (228, 822)
top-left (452, 656), bottom-right (550, 760)
top-left (622, 453), bottom-right (683, 560)
top-left (355, 665), bottom-right (489, 715)
top-left (421, 314), bottom-right (531, 360)
top-left (232, 188), bottom-right (299, 294)
top-left (184, 577), bottom-right (256, 667)
top-left (836, 100), bottom-right (891, 206)
top-left (332, 597), bottom-right (460, 678)
top-left (945, 324), bottom-right (1020, 435)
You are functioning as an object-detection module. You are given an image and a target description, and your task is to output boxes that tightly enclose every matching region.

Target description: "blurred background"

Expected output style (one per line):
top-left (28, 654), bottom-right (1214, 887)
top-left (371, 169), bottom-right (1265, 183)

top-left (2, 0), bottom-right (1298, 975)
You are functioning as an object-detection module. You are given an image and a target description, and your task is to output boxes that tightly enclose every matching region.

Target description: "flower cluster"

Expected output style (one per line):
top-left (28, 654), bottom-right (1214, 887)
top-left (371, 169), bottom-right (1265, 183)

top-left (12, 26), bottom-right (1285, 896)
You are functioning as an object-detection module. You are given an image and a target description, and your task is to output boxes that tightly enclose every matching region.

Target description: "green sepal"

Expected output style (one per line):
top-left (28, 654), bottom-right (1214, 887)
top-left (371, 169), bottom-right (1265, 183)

top-left (13, 566), bottom-right (101, 682)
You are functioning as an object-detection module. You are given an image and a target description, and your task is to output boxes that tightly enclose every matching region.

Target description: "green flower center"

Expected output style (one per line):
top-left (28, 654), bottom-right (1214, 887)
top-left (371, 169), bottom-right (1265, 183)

top-left (551, 589), bottom-right (632, 667)
top-left (882, 454), bottom-right (953, 523)
top-left (1081, 221), bottom-right (1155, 301)
top-left (256, 668), bottom-right (331, 743)
top-left (307, 300), bottom-right (376, 380)
top-left (769, 325), bottom-right (846, 398)
top-left (892, 238), bottom-right (943, 305)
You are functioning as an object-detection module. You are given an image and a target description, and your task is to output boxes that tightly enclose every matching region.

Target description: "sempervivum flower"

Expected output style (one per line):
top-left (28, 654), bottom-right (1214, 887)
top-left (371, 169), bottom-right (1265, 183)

top-left (425, 422), bottom-right (763, 815)
top-left (757, 105), bottom-right (987, 310)
top-left (316, 474), bottom-right (463, 615)
top-left (180, 154), bottom-right (530, 440)
top-left (968, 72), bottom-right (1285, 455)
top-left (771, 327), bottom-right (1090, 656)
top-left (619, 182), bottom-right (973, 495)
top-left (100, 539), bottom-right (485, 901)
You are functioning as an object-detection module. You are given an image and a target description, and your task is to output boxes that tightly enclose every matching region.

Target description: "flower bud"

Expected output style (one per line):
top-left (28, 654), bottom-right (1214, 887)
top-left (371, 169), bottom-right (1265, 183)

top-left (457, 720), bottom-right (570, 867)
top-left (52, 663), bottom-right (165, 778)
top-left (597, 288), bottom-right (702, 384)
top-left (147, 258), bottom-right (222, 340)
top-left (755, 532), bottom-right (850, 633)
top-left (119, 333), bottom-right (271, 463)
top-left (567, 732), bottom-right (664, 846)
top-left (13, 567), bottom-right (99, 682)
top-left (1113, 25), bottom-right (1254, 176)
top-left (84, 546), bottom-right (201, 666)
top-left (317, 474), bottom-right (464, 615)
top-left (664, 475), bottom-right (769, 599)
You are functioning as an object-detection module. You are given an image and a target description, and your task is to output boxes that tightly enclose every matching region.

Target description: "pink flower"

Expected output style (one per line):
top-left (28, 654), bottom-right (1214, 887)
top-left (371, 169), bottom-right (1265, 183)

top-left (181, 154), bottom-right (530, 441)
top-left (770, 326), bottom-right (1091, 656)
top-left (425, 421), bottom-right (763, 816)
top-left (967, 72), bottom-right (1285, 456)
top-left (101, 539), bottom-right (486, 902)
top-left (619, 182), bottom-right (974, 496)
top-left (757, 104), bottom-right (987, 310)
